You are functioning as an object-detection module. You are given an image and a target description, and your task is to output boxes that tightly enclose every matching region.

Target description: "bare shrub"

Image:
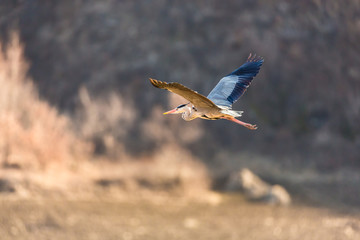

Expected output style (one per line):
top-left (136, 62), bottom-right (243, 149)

top-left (74, 87), bottom-right (136, 158)
top-left (0, 32), bottom-right (89, 170)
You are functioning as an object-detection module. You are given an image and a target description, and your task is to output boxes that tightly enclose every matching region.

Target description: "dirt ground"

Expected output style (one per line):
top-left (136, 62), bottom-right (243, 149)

top-left (1, 194), bottom-right (359, 240)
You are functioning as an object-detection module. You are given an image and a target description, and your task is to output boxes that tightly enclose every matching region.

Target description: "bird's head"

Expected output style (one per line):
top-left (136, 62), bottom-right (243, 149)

top-left (163, 103), bottom-right (189, 115)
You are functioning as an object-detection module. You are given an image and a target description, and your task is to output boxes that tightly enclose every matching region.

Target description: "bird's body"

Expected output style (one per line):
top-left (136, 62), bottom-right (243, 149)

top-left (149, 54), bottom-right (264, 130)
top-left (178, 104), bottom-right (242, 121)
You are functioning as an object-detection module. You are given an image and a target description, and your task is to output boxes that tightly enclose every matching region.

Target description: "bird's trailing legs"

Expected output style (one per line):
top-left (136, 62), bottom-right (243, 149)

top-left (221, 117), bottom-right (258, 130)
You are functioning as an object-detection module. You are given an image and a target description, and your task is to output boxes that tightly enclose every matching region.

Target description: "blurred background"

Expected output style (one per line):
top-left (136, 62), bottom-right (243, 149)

top-left (0, 0), bottom-right (360, 239)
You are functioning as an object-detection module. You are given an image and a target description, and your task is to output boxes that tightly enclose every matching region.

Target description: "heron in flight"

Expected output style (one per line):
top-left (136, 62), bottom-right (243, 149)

top-left (149, 53), bottom-right (264, 130)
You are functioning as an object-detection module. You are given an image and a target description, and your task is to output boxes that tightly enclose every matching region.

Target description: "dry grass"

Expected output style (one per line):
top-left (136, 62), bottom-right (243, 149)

top-left (1, 196), bottom-right (359, 240)
top-left (0, 32), bottom-right (89, 170)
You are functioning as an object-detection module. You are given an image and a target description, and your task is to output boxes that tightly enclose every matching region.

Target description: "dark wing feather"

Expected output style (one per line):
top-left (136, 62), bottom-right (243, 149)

top-left (207, 54), bottom-right (264, 108)
top-left (149, 78), bottom-right (218, 109)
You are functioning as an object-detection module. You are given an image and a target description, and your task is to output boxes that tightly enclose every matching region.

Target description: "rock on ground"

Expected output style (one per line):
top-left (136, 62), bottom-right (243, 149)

top-left (226, 168), bottom-right (291, 206)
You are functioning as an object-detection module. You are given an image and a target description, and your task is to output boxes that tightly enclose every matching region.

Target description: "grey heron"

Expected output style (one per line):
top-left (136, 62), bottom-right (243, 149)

top-left (149, 53), bottom-right (264, 130)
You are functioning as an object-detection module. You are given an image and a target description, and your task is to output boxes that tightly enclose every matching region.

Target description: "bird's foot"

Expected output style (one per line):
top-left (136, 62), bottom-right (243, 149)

top-left (243, 123), bottom-right (257, 130)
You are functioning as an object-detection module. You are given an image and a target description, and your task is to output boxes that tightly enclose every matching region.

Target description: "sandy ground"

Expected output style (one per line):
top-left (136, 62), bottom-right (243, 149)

top-left (0, 194), bottom-right (359, 240)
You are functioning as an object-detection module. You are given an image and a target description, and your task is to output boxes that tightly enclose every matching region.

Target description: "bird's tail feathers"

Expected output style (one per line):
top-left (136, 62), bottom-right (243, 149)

top-left (220, 109), bottom-right (243, 117)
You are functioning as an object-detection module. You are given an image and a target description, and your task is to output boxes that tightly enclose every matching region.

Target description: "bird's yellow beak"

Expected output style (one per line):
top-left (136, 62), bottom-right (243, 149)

top-left (163, 108), bottom-right (178, 115)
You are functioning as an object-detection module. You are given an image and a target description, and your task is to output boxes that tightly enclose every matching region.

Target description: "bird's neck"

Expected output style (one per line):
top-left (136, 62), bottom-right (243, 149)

top-left (181, 106), bottom-right (195, 121)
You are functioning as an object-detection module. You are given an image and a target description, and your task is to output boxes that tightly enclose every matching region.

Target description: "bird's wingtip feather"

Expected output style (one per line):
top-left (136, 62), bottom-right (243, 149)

top-left (247, 53), bottom-right (264, 63)
top-left (149, 78), bottom-right (169, 89)
top-left (149, 78), bottom-right (160, 88)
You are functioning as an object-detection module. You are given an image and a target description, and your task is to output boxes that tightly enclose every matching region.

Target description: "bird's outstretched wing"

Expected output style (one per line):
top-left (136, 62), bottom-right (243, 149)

top-left (207, 53), bottom-right (264, 108)
top-left (149, 78), bottom-right (218, 109)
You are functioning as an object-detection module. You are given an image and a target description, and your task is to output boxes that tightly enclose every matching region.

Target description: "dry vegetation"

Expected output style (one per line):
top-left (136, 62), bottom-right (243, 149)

top-left (0, 32), bottom-right (93, 196)
top-left (0, 33), bottom-right (210, 198)
top-left (0, 32), bottom-right (87, 170)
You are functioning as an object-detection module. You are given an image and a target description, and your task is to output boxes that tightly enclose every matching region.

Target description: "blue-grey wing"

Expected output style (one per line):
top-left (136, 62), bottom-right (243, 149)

top-left (207, 54), bottom-right (264, 108)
